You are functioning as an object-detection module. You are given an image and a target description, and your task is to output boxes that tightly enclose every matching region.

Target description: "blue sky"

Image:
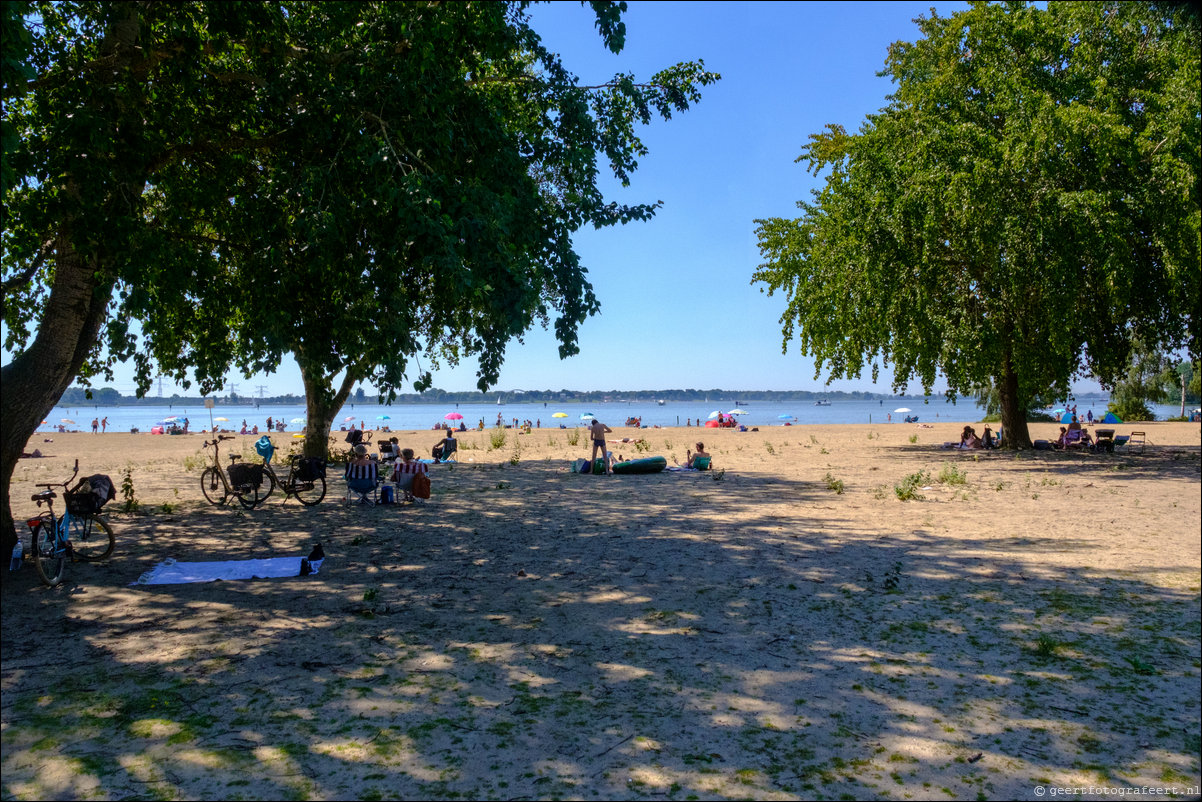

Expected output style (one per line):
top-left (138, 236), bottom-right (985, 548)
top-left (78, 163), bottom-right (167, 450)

top-left (18, 1), bottom-right (1114, 398)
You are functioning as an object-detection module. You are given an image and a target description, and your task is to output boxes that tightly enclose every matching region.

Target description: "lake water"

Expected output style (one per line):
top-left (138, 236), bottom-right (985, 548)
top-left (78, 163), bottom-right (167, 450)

top-left (42, 396), bottom-right (1180, 434)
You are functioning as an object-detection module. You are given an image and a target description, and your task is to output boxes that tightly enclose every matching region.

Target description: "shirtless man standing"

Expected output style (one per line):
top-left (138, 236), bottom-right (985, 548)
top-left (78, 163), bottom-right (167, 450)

top-left (589, 418), bottom-right (613, 475)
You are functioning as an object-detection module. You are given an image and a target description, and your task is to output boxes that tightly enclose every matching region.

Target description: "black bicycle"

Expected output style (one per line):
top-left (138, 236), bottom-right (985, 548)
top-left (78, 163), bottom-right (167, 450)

top-left (200, 436), bottom-right (268, 509)
top-left (251, 437), bottom-right (327, 506)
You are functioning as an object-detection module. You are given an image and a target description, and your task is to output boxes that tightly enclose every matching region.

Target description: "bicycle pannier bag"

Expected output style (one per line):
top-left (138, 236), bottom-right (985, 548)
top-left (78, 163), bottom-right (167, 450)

top-left (411, 472), bottom-right (431, 499)
top-left (298, 457), bottom-right (326, 481)
top-left (227, 463), bottom-right (263, 489)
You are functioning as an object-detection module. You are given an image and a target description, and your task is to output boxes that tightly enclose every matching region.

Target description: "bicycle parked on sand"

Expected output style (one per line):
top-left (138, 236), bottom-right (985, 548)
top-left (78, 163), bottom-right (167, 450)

top-left (26, 460), bottom-right (116, 586)
top-left (250, 436), bottom-right (327, 506)
top-left (200, 435), bottom-right (268, 509)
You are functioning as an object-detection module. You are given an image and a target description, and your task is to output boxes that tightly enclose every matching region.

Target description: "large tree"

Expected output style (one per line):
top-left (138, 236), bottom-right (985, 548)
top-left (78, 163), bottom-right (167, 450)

top-left (1, 1), bottom-right (716, 557)
top-left (2, 1), bottom-right (291, 558)
top-left (753, 0), bottom-right (1199, 447)
top-left (147, 2), bottom-right (717, 454)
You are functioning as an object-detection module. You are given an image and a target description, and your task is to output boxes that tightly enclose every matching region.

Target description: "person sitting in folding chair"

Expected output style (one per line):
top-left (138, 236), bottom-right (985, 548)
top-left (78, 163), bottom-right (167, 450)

top-left (431, 434), bottom-right (458, 463)
top-left (392, 448), bottom-right (430, 503)
top-left (344, 444), bottom-right (380, 505)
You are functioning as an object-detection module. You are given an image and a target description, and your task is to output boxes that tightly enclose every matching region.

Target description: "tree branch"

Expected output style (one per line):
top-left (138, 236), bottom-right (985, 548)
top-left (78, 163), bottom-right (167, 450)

top-left (1, 240), bottom-right (53, 295)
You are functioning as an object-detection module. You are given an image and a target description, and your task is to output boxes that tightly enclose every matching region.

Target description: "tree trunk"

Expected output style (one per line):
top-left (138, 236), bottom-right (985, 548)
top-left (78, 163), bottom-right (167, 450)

top-left (1, 237), bottom-right (112, 569)
top-left (997, 347), bottom-right (1032, 449)
top-left (297, 354), bottom-right (361, 461)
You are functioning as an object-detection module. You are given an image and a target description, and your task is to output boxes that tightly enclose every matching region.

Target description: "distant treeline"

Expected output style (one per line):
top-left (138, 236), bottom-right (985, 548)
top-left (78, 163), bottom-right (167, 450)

top-left (59, 386), bottom-right (894, 406)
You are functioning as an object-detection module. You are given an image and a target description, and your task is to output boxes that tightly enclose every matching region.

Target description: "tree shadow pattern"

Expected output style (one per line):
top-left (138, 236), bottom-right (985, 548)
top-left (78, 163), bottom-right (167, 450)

top-left (2, 447), bottom-right (1199, 800)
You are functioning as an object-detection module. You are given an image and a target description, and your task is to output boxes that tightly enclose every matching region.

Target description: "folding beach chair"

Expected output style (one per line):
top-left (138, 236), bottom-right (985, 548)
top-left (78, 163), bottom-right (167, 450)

top-left (344, 461), bottom-right (380, 505)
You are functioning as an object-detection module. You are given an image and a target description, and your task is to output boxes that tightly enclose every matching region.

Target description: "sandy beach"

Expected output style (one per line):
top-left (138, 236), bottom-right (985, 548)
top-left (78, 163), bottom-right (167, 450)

top-left (2, 421), bottom-right (1199, 801)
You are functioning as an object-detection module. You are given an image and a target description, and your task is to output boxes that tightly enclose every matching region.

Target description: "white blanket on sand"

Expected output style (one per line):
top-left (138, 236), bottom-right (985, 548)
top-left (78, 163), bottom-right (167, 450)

top-left (133, 556), bottom-right (313, 585)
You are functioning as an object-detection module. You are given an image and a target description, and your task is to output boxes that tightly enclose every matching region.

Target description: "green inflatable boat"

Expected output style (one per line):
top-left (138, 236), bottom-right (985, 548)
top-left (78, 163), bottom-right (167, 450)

top-left (612, 456), bottom-right (667, 475)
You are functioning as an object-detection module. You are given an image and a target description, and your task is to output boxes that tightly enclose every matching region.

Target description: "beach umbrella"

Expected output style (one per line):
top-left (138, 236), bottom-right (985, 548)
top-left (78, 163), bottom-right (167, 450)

top-left (376, 414), bottom-right (391, 420)
top-left (894, 407), bottom-right (911, 413)
top-left (343, 415), bottom-right (355, 422)
top-left (444, 412), bottom-right (463, 420)
top-left (163, 415), bottom-right (179, 422)
top-left (290, 417), bottom-right (306, 424)
top-left (580, 413), bottom-right (594, 420)
top-left (1052, 408), bottom-right (1067, 415)
top-left (551, 412), bottom-right (568, 418)
top-left (61, 418), bottom-right (75, 424)
top-left (1102, 411), bottom-right (1122, 424)
top-left (707, 411), bottom-right (721, 419)
top-left (727, 408), bottom-right (747, 415)
top-left (292, 433), bottom-right (305, 438)
top-left (214, 417), bottom-right (229, 422)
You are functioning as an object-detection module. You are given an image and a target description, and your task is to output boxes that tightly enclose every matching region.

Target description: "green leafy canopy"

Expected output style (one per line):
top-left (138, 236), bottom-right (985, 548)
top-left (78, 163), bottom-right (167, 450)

top-left (753, 0), bottom-right (1198, 446)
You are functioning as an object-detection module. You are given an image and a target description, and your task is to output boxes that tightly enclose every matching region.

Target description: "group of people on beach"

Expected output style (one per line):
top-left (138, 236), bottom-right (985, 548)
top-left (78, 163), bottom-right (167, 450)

top-left (958, 425), bottom-right (998, 449)
top-left (343, 431), bottom-right (459, 503)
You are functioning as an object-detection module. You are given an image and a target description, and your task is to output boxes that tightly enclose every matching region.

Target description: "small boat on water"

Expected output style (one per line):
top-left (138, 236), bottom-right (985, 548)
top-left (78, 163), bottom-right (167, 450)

top-left (814, 399), bottom-right (831, 406)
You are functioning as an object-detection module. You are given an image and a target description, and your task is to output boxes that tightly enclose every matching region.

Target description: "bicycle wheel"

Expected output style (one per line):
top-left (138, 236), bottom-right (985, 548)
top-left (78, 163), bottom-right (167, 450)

top-left (234, 479), bottom-right (261, 509)
top-left (201, 467), bottom-right (228, 505)
top-left (290, 475), bottom-right (326, 506)
top-left (70, 514), bottom-right (115, 561)
top-left (257, 467), bottom-right (277, 506)
top-left (30, 519), bottom-right (66, 586)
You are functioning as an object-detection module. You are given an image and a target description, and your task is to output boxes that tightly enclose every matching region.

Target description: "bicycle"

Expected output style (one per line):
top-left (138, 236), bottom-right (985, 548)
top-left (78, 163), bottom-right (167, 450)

top-left (200, 435), bottom-right (268, 509)
top-left (26, 460), bottom-right (116, 586)
top-left (250, 437), bottom-right (327, 507)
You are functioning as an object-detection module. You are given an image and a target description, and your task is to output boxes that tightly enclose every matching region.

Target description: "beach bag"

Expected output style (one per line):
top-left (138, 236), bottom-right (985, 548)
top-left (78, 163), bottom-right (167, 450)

top-left (380, 485), bottom-right (395, 505)
top-left (411, 472), bottom-right (431, 499)
top-left (255, 436), bottom-right (275, 461)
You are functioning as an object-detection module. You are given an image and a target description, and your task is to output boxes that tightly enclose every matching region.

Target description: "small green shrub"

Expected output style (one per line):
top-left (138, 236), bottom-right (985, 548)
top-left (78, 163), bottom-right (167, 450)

top-left (823, 472), bottom-right (844, 494)
top-left (120, 467), bottom-right (139, 513)
top-left (489, 429), bottom-right (507, 451)
top-left (937, 463), bottom-right (968, 485)
top-left (894, 471), bottom-right (928, 501)
top-left (565, 429), bottom-right (580, 447)
top-left (908, 434), bottom-right (918, 444)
